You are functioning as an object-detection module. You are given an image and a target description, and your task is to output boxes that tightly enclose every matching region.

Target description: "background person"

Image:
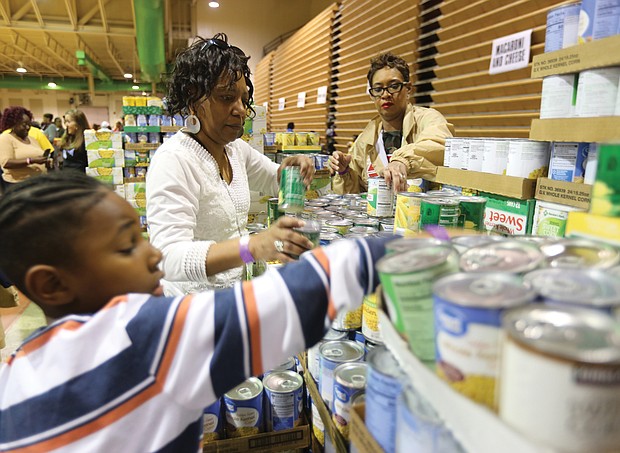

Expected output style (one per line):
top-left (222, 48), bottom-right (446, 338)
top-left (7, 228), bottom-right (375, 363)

top-left (41, 113), bottom-right (57, 144)
top-left (147, 33), bottom-right (315, 296)
top-left (0, 106), bottom-right (51, 186)
top-left (329, 52), bottom-right (453, 194)
top-left (59, 109), bottom-right (89, 172)
top-left (0, 171), bottom-right (389, 452)
top-left (53, 117), bottom-right (65, 138)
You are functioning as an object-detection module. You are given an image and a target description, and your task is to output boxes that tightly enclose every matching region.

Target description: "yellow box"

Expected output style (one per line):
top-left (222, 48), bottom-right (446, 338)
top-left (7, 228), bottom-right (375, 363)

top-left (565, 211), bottom-right (620, 246)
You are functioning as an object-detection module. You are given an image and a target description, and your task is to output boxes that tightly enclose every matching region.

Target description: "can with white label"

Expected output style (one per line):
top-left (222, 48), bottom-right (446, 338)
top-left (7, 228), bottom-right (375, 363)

top-left (506, 139), bottom-right (551, 179)
top-left (540, 74), bottom-right (578, 119)
top-left (499, 305), bottom-right (620, 452)
top-left (481, 138), bottom-right (510, 174)
top-left (575, 67), bottom-right (620, 117)
top-left (466, 138), bottom-right (485, 172)
top-left (367, 177), bottom-right (394, 217)
top-left (361, 293), bottom-right (383, 344)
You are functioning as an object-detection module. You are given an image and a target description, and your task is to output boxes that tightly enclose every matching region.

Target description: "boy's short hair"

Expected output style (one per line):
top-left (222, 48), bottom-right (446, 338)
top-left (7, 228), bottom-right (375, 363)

top-left (366, 52), bottom-right (410, 85)
top-left (0, 173), bottom-right (111, 293)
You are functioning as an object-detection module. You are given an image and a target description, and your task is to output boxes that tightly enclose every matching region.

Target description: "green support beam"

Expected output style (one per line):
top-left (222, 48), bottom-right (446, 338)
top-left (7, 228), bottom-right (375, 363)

top-left (133, 0), bottom-right (166, 83)
top-left (76, 50), bottom-right (113, 84)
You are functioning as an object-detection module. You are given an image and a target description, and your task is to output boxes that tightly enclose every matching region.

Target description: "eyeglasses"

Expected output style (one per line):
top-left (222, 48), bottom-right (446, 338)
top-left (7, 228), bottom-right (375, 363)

top-left (368, 82), bottom-right (407, 98)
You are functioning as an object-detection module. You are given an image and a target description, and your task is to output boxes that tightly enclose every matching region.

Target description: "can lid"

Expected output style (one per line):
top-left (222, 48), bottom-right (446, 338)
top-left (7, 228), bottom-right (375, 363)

top-left (326, 219), bottom-right (353, 227)
top-left (334, 362), bottom-right (369, 388)
top-left (366, 346), bottom-right (401, 378)
top-left (294, 220), bottom-right (320, 234)
top-left (424, 198), bottom-right (460, 206)
top-left (350, 226), bottom-right (377, 234)
top-left (396, 191), bottom-right (427, 198)
top-left (540, 238), bottom-right (620, 270)
top-left (224, 377), bottom-right (263, 400)
top-left (377, 244), bottom-right (457, 274)
top-left (524, 268), bottom-right (620, 306)
top-left (323, 328), bottom-right (348, 341)
top-left (503, 305), bottom-right (620, 364)
top-left (320, 232), bottom-right (341, 242)
top-left (386, 237), bottom-right (446, 254)
top-left (434, 272), bottom-right (536, 308)
top-left (263, 370), bottom-right (303, 393)
top-left (451, 234), bottom-right (505, 250)
top-left (459, 240), bottom-right (543, 273)
top-left (319, 340), bottom-right (365, 362)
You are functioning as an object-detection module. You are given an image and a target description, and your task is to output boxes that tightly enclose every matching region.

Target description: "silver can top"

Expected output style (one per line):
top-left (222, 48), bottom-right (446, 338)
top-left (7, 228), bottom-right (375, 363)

top-left (334, 362), bottom-right (369, 389)
top-left (224, 377), bottom-right (263, 400)
top-left (459, 240), bottom-right (543, 274)
top-left (366, 345), bottom-right (401, 378)
top-left (319, 340), bottom-right (365, 363)
top-left (386, 237), bottom-right (447, 254)
top-left (377, 244), bottom-right (458, 274)
top-left (540, 238), bottom-right (620, 270)
top-left (262, 370), bottom-right (303, 394)
top-left (503, 305), bottom-right (620, 364)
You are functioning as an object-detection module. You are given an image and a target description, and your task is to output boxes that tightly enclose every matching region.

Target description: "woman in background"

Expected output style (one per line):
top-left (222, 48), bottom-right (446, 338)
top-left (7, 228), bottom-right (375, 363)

top-left (0, 106), bottom-right (51, 186)
top-left (59, 109), bottom-right (89, 172)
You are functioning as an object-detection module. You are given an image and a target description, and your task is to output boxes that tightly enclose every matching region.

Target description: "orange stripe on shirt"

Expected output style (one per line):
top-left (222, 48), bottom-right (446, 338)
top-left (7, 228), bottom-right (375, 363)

top-left (311, 248), bottom-right (336, 320)
top-left (7, 295), bottom-right (194, 453)
top-left (242, 281), bottom-right (263, 376)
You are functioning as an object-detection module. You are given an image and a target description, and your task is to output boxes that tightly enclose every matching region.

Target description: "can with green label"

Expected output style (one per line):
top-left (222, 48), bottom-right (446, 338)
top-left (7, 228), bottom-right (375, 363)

top-left (268, 197), bottom-right (283, 227)
top-left (279, 166), bottom-right (305, 214)
top-left (420, 198), bottom-right (460, 228)
top-left (457, 196), bottom-right (487, 231)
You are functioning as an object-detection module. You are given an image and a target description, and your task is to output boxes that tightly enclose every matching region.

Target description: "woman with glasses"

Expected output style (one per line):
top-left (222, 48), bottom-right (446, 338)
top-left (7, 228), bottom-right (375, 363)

top-left (146, 34), bottom-right (315, 296)
top-left (329, 52), bottom-right (453, 194)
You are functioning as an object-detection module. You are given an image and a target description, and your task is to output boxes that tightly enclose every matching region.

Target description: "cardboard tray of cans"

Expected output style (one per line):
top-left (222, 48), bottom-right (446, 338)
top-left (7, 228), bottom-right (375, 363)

top-left (377, 309), bottom-right (551, 453)
top-left (429, 167), bottom-right (537, 200)
top-left (349, 404), bottom-right (382, 453)
top-left (124, 142), bottom-right (160, 151)
top-left (202, 415), bottom-right (310, 453)
top-left (535, 178), bottom-right (592, 210)
top-left (300, 353), bottom-right (348, 453)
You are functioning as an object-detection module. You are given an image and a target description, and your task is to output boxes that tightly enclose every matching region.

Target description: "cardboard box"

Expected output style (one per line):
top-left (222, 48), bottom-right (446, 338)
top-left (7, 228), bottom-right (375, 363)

top-left (566, 211), bottom-right (620, 246)
top-left (350, 404), bottom-right (383, 453)
top-left (85, 166), bottom-right (124, 185)
top-left (203, 419), bottom-right (310, 453)
top-left (127, 198), bottom-right (146, 216)
top-left (481, 192), bottom-right (535, 235)
top-left (124, 142), bottom-right (159, 151)
top-left (535, 177), bottom-right (592, 210)
top-left (124, 182), bottom-right (146, 201)
top-left (531, 34), bottom-right (620, 78)
top-left (84, 130), bottom-right (122, 150)
top-left (531, 200), bottom-right (584, 238)
top-left (86, 149), bottom-right (124, 168)
top-left (529, 118), bottom-right (620, 143)
top-left (430, 167), bottom-right (537, 200)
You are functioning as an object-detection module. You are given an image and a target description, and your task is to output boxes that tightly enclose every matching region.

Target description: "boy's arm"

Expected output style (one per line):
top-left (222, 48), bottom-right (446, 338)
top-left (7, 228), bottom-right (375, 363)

top-left (168, 237), bottom-right (390, 408)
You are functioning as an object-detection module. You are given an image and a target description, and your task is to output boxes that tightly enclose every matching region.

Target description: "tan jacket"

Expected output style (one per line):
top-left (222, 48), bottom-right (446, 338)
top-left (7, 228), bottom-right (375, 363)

top-left (332, 104), bottom-right (453, 194)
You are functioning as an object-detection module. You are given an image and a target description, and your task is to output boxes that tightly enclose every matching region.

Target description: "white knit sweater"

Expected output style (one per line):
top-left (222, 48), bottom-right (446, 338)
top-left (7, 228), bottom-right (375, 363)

top-left (146, 132), bottom-right (279, 295)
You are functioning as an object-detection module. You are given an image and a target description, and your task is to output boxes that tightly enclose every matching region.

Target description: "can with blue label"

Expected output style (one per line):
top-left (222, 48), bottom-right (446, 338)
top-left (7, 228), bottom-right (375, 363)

top-left (332, 362), bottom-right (368, 441)
top-left (307, 328), bottom-right (348, 382)
top-left (263, 370), bottom-right (303, 432)
top-left (433, 273), bottom-right (536, 409)
top-left (365, 346), bottom-right (403, 453)
top-left (224, 377), bottom-right (264, 437)
top-left (264, 356), bottom-right (297, 376)
top-left (318, 340), bottom-right (365, 408)
top-left (202, 398), bottom-right (223, 442)
top-left (579, 0), bottom-right (620, 42)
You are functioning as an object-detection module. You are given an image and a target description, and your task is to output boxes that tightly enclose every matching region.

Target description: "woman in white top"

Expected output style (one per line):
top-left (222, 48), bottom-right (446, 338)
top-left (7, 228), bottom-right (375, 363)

top-left (147, 34), bottom-right (315, 295)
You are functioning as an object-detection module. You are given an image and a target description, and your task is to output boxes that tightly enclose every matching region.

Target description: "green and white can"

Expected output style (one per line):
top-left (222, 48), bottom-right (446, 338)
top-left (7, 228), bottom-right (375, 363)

top-left (268, 197), bottom-right (283, 227)
top-left (278, 166), bottom-right (305, 214)
top-left (420, 198), bottom-right (461, 229)
top-left (367, 177), bottom-right (394, 218)
top-left (457, 196), bottom-right (487, 231)
top-left (376, 244), bottom-right (459, 366)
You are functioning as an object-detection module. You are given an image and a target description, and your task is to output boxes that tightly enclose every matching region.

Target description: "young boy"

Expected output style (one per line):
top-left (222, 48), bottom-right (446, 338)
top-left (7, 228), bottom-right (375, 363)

top-left (0, 172), bottom-right (389, 452)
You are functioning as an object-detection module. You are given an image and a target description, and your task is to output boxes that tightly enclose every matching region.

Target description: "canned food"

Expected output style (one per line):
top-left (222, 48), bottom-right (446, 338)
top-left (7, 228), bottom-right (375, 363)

top-left (457, 196), bottom-right (487, 231)
top-left (575, 67), bottom-right (620, 117)
top-left (481, 138), bottom-right (510, 174)
top-left (365, 347), bottom-right (403, 453)
top-left (386, 237), bottom-right (445, 254)
top-left (278, 166), bottom-right (305, 213)
top-left (224, 377), bottom-right (264, 437)
top-left (450, 234), bottom-right (505, 254)
top-left (433, 272), bottom-right (536, 409)
top-left (361, 293), bottom-right (383, 344)
top-left (203, 398), bottom-right (223, 442)
top-left (549, 142), bottom-right (590, 183)
top-left (293, 219), bottom-right (320, 249)
top-left (311, 398), bottom-right (325, 446)
top-left (377, 245), bottom-right (460, 364)
top-left (352, 217), bottom-right (379, 229)
top-left (332, 305), bottom-right (363, 331)
top-left (325, 218), bottom-right (353, 236)
top-left (318, 340), bottom-right (365, 407)
top-left (395, 192), bottom-right (425, 235)
top-left (264, 356), bottom-right (297, 375)
top-left (350, 226), bottom-right (377, 235)
top-left (307, 328), bottom-right (348, 382)
top-left (579, 0), bottom-right (620, 42)
top-left (524, 268), bottom-right (620, 314)
top-left (332, 362), bottom-right (368, 440)
top-left (380, 217), bottom-right (394, 233)
top-left (301, 205), bottom-right (322, 220)
top-left (545, 2), bottom-right (581, 52)
top-left (540, 238), bottom-right (620, 269)
top-left (420, 198), bottom-right (460, 229)
top-left (367, 177), bottom-right (394, 217)
top-left (499, 305), bottom-right (620, 451)
top-left (540, 74), bottom-right (578, 119)
top-left (396, 385), bottom-right (464, 453)
top-left (263, 370), bottom-right (304, 432)
top-left (459, 240), bottom-right (544, 274)
top-left (320, 231), bottom-right (341, 246)
top-left (506, 140), bottom-right (551, 179)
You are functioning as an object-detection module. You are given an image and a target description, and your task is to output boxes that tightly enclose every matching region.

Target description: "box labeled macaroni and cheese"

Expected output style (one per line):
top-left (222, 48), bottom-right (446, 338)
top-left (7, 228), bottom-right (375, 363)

top-left (85, 167), bottom-right (124, 185)
top-left (84, 130), bottom-right (122, 150)
top-left (87, 149), bottom-right (124, 168)
top-left (481, 192), bottom-right (535, 235)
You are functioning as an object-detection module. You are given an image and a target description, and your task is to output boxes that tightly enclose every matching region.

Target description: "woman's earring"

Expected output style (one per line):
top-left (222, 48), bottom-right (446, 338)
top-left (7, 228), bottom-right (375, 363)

top-left (184, 114), bottom-right (201, 134)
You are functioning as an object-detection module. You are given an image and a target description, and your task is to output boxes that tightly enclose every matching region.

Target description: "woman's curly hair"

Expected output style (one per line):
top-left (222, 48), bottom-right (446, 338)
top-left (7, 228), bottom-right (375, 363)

top-left (165, 33), bottom-right (255, 118)
top-left (0, 106), bottom-right (32, 132)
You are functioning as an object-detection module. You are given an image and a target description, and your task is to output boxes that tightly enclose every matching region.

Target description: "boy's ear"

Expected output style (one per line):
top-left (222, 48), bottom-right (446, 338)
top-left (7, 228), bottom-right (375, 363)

top-left (24, 265), bottom-right (74, 308)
